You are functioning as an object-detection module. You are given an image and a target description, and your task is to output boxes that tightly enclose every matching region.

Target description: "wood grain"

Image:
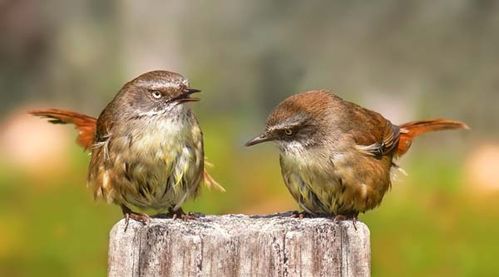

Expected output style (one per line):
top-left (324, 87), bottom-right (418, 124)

top-left (108, 213), bottom-right (370, 277)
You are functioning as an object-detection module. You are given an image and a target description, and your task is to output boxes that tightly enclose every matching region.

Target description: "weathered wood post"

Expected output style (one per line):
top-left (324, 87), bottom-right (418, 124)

top-left (108, 213), bottom-right (370, 276)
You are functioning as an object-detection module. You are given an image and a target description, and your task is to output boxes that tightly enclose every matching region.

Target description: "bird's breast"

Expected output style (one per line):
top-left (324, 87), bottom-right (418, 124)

top-left (279, 144), bottom-right (393, 215)
top-left (89, 113), bottom-right (204, 212)
top-left (131, 115), bottom-right (201, 160)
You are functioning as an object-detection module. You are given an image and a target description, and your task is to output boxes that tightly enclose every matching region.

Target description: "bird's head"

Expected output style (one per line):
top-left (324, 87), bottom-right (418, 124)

top-left (246, 90), bottom-right (333, 154)
top-left (116, 70), bottom-right (201, 119)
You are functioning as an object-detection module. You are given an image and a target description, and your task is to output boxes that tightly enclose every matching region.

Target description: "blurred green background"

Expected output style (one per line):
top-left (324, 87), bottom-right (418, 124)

top-left (1, 1), bottom-right (498, 276)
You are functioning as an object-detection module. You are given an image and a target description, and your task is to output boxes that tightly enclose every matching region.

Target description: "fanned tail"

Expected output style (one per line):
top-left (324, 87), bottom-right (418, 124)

top-left (30, 108), bottom-right (97, 150)
top-left (396, 119), bottom-right (469, 157)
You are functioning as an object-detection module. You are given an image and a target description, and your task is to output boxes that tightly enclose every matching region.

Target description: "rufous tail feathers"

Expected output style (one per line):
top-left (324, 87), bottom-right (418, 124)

top-left (30, 108), bottom-right (224, 191)
top-left (396, 119), bottom-right (469, 156)
top-left (30, 109), bottom-right (97, 150)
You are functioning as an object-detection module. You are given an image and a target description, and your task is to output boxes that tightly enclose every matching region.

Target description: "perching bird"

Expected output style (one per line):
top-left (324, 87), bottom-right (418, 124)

top-left (246, 90), bottom-right (468, 221)
top-left (31, 70), bottom-right (222, 227)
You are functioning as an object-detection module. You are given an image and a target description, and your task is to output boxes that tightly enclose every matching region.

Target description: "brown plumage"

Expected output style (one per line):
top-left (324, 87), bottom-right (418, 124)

top-left (246, 90), bottom-right (468, 220)
top-left (30, 70), bottom-right (222, 227)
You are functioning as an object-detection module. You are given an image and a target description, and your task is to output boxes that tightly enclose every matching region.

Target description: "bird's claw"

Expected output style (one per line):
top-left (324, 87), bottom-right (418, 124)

top-left (168, 208), bottom-right (197, 221)
top-left (332, 214), bottom-right (358, 230)
top-left (291, 210), bottom-right (314, 219)
top-left (121, 205), bottom-right (150, 231)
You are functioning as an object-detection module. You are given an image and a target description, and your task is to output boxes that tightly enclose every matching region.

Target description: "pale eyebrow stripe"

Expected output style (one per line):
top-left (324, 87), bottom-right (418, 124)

top-left (136, 80), bottom-right (185, 90)
top-left (270, 118), bottom-right (305, 131)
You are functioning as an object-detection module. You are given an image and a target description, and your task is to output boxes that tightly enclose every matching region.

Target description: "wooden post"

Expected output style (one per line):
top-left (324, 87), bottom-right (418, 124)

top-left (108, 213), bottom-right (370, 277)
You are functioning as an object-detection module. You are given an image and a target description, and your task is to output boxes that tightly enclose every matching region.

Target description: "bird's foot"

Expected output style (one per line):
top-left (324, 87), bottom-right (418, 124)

top-left (121, 205), bottom-right (151, 231)
top-left (168, 208), bottom-right (197, 221)
top-left (291, 210), bottom-right (313, 219)
top-left (332, 213), bottom-right (359, 230)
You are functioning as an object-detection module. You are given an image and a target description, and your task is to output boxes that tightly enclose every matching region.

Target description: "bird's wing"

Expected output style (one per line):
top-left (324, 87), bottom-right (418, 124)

top-left (354, 123), bottom-right (400, 157)
top-left (333, 96), bottom-right (401, 158)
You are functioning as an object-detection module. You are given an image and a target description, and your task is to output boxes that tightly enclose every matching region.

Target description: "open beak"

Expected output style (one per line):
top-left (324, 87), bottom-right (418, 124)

top-left (175, 87), bottom-right (202, 103)
top-left (184, 88), bottom-right (201, 94)
top-left (245, 132), bottom-right (274, 146)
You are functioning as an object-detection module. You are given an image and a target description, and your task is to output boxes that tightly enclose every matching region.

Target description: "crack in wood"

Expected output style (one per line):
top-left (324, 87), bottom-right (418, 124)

top-left (108, 213), bottom-right (370, 277)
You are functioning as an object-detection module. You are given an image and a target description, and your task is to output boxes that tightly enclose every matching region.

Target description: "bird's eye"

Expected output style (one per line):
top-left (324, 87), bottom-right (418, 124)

top-left (284, 129), bottom-right (293, 136)
top-left (151, 90), bottom-right (162, 99)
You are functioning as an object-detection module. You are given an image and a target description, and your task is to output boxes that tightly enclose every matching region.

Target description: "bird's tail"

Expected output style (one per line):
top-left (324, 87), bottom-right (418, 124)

top-left (31, 108), bottom-right (225, 192)
top-left (30, 108), bottom-right (97, 150)
top-left (396, 119), bottom-right (469, 156)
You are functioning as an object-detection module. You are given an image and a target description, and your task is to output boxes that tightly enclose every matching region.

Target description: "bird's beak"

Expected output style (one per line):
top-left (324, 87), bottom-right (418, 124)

top-left (176, 88), bottom-right (202, 103)
top-left (184, 88), bottom-right (202, 94)
top-left (245, 132), bottom-right (274, 146)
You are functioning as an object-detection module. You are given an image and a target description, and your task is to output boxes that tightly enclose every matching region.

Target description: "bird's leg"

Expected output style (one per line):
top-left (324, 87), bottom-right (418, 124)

top-left (167, 207), bottom-right (197, 221)
top-left (121, 204), bottom-right (151, 231)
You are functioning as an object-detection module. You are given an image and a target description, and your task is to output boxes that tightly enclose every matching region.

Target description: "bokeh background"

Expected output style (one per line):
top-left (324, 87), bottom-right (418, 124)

top-left (1, 1), bottom-right (498, 276)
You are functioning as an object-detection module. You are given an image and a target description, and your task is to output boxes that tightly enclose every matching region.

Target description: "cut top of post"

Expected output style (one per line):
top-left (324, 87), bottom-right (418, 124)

top-left (108, 213), bottom-right (370, 277)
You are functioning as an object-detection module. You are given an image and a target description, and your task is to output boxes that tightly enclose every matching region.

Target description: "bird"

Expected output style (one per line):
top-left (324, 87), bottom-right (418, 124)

top-left (246, 90), bottom-right (468, 222)
top-left (31, 70), bottom-right (222, 227)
